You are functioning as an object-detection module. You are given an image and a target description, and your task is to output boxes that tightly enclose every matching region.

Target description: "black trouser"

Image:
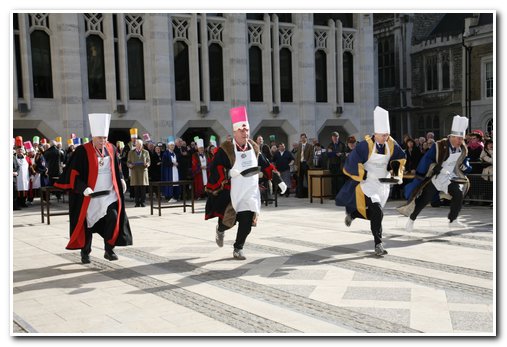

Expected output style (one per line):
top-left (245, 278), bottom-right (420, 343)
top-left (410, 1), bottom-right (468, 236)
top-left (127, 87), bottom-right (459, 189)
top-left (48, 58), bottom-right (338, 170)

top-left (83, 201), bottom-right (118, 254)
top-left (218, 210), bottom-right (255, 250)
top-left (350, 196), bottom-right (383, 246)
top-left (297, 162), bottom-right (309, 198)
top-left (133, 185), bottom-right (146, 204)
top-left (410, 181), bottom-right (463, 222)
top-left (329, 163), bottom-right (340, 196)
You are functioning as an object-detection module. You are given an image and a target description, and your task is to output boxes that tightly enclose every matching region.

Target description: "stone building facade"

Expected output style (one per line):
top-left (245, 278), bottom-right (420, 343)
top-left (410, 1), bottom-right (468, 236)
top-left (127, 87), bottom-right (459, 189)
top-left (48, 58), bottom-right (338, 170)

top-left (373, 13), bottom-right (494, 142)
top-left (12, 13), bottom-right (377, 147)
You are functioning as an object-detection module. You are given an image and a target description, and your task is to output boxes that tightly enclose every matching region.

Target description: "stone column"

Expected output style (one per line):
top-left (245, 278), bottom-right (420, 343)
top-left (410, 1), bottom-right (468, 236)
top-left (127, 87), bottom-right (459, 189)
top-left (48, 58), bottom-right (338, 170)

top-left (226, 14), bottom-right (249, 107)
top-left (356, 13), bottom-right (375, 135)
top-left (200, 13), bottom-right (210, 108)
top-left (150, 13), bottom-right (174, 142)
top-left (335, 20), bottom-right (344, 108)
top-left (189, 14), bottom-right (200, 110)
top-left (272, 15), bottom-right (281, 108)
top-left (54, 13), bottom-right (86, 137)
top-left (295, 13), bottom-right (316, 138)
top-left (263, 14), bottom-right (273, 109)
top-left (18, 14), bottom-right (32, 110)
top-left (328, 19), bottom-right (337, 110)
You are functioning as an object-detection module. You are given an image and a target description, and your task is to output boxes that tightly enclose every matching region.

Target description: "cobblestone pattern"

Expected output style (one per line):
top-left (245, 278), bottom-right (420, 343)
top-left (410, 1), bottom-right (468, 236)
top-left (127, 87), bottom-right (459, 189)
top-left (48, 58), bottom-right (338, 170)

top-left (121, 248), bottom-right (421, 333)
top-left (270, 237), bottom-right (493, 279)
top-left (58, 253), bottom-right (298, 333)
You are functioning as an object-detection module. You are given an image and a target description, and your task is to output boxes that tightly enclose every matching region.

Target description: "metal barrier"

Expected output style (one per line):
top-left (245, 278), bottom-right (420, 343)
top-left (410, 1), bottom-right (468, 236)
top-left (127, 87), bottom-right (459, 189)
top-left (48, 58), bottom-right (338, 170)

top-left (464, 173), bottom-right (493, 203)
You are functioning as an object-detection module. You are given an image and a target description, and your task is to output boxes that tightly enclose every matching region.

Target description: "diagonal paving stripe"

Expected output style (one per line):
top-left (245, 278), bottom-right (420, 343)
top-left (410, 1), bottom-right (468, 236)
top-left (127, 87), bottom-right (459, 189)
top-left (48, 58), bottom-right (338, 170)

top-left (57, 253), bottom-right (299, 333)
top-left (121, 248), bottom-right (421, 333)
top-left (268, 237), bottom-right (493, 280)
top-left (245, 242), bottom-right (493, 299)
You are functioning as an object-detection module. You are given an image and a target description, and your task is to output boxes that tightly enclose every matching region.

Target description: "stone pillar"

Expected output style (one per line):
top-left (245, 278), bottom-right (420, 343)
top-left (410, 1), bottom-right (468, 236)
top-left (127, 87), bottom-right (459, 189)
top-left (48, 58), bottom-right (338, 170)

top-left (272, 15), bottom-right (281, 107)
top-left (356, 13), bottom-right (375, 135)
top-left (54, 13), bottom-right (87, 137)
top-left (150, 13), bottom-right (174, 142)
top-left (117, 14), bottom-right (129, 109)
top-left (189, 14), bottom-right (200, 110)
top-left (18, 14), bottom-right (32, 110)
top-left (200, 13), bottom-right (210, 108)
top-left (335, 20), bottom-right (344, 107)
top-left (226, 14), bottom-right (249, 107)
top-left (295, 13), bottom-right (316, 138)
top-left (263, 14), bottom-right (273, 109)
top-left (328, 19), bottom-right (337, 110)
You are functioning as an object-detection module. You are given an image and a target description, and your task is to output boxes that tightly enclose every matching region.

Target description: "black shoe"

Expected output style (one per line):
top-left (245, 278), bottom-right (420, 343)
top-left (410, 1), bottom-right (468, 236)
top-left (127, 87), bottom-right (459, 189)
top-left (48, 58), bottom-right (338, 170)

top-left (104, 250), bottom-right (118, 261)
top-left (81, 250), bottom-right (91, 264)
top-left (135, 203), bottom-right (140, 207)
top-left (140, 203), bottom-right (145, 207)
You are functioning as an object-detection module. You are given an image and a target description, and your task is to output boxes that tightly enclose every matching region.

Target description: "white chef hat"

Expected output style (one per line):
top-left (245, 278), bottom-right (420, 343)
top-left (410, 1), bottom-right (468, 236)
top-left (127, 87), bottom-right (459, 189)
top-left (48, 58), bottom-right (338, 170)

top-left (88, 113), bottom-right (111, 137)
top-left (373, 106), bottom-right (390, 134)
top-left (449, 115), bottom-right (468, 137)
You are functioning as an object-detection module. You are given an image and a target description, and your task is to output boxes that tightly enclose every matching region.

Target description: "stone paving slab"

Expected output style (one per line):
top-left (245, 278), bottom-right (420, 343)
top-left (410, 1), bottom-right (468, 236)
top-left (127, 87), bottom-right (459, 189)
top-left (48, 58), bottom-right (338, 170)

top-left (11, 197), bottom-right (495, 335)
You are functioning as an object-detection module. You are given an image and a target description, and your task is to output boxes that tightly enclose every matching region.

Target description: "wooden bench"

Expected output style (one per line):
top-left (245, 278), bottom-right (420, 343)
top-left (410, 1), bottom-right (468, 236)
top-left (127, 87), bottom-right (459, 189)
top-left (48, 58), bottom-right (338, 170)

top-left (40, 186), bottom-right (69, 225)
top-left (149, 180), bottom-right (195, 216)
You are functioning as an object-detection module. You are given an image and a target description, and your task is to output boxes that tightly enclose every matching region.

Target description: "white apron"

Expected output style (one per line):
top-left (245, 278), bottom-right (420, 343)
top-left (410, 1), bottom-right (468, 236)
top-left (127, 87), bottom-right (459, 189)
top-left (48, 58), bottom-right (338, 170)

top-left (16, 156), bottom-right (30, 191)
top-left (32, 172), bottom-right (41, 189)
top-left (199, 154), bottom-right (208, 186)
top-left (87, 156), bottom-right (118, 228)
top-left (171, 153), bottom-right (179, 182)
top-left (230, 140), bottom-right (261, 213)
top-left (431, 150), bottom-right (462, 194)
top-left (360, 145), bottom-right (391, 208)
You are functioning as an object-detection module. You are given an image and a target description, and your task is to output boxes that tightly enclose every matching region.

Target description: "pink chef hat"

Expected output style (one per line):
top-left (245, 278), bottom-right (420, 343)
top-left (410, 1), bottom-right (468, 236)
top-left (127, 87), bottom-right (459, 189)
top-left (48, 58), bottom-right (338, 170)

top-left (24, 141), bottom-right (34, 152)
top-left (230, 106), bottom-right (249, 131)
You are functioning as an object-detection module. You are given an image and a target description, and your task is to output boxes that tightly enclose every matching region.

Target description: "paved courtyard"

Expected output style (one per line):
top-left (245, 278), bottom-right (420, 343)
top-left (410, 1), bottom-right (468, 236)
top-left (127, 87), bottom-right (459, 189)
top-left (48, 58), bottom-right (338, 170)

top-left (11, 195), bottom-right (495, 335)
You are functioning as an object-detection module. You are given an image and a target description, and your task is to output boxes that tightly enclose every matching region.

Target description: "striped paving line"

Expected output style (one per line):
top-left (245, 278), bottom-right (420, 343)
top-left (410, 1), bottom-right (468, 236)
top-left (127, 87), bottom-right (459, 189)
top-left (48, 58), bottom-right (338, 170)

top-left (245, 242), bottom-right (493, 299)
top-left (57, 253), bottom-right (298, 333)
top-left (121, 248), bottom-right (420, 333)
top-left (268, 237), bottom-right (493, 280)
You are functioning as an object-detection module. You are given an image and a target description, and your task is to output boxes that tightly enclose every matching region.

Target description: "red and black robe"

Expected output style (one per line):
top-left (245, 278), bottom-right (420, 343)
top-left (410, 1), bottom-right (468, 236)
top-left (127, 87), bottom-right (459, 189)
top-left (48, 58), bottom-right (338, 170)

top-left (54, 142), bottom-right (133, 250)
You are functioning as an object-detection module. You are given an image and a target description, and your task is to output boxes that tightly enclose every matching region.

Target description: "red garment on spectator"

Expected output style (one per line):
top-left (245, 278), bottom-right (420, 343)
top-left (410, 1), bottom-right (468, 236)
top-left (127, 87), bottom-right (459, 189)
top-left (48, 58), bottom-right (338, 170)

top-left (192, 152), bottom-right (209, 198)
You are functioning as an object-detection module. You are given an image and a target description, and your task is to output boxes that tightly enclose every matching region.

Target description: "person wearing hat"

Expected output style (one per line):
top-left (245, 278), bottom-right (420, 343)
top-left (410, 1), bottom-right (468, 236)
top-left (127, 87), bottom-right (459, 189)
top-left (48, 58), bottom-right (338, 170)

top-left (335, 107), bottom-right (406, 256)
top-left (54, 113), bottom-right (132, 264)
top-left (127, 139), bottom-right (150, 207)
top-left (205, 106), bottom-right (287, 260)
top-left (120, 128), bottom-right (138, 200)
top-left (191, 138), bottom-right (208, 200)
top-left (399, 115), bottom-right (472, 232)
top-left (327, 131), bottom-right (347, 197)
top-left (14, 136), bottom-right (31, 208)
top-left (161, 136), bottom-right (180, 202)
top-left (467, 129), bottom-right (485, 167)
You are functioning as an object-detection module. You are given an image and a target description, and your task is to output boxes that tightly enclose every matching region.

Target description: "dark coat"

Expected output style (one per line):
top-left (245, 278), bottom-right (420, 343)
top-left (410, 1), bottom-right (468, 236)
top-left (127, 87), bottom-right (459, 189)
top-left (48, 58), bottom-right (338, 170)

top-left (55, 142), bottom-right (132, 250)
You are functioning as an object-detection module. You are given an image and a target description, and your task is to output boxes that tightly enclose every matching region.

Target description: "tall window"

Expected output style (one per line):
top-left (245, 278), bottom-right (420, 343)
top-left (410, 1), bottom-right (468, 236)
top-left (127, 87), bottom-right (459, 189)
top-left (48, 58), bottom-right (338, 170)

top-left (417, 114), bottom-right (440, 139)
top-left (280, 48), bottom-right (293, 102)
top-left (174, 41), bottom-right (190, 101)
top-left (425, 55), bottom-right (438, 91)
top-left (127, 38), bottom-right (145, 100)
top-left (86, 35), bottom-right (106, 99)
top-left (30, 30), bottom-right (53, 98)
top-left (442, 53), bottom-right (450, 90)
top-left (378, 36), bottom-right (395, 89)
top-left (315, 50), bottom-right (327, 102)
top-left (343, 52), bottom-right (354, 103)
top-left (209, 43), bottom-right (224, 101)
top-left (14, 14), bottom-right (23, 98)
top-left (485, 61), bottom-right (493, 98)
top-left (249, 46), bottom-right (263, 102)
